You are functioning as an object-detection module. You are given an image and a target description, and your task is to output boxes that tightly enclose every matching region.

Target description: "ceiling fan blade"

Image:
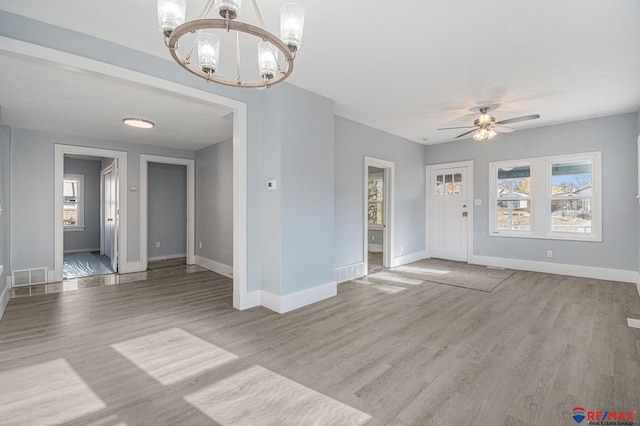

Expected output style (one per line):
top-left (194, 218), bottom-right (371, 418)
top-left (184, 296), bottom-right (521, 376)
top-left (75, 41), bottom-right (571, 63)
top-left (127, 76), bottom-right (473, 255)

top-left (494, 114), bottom-right (540, 126)
top-left (455, 129), bottom-right (478, 139)
top-left (495, 126), bottom-right (514, 133)
top-left (437, 125), bottom-right (478, 130)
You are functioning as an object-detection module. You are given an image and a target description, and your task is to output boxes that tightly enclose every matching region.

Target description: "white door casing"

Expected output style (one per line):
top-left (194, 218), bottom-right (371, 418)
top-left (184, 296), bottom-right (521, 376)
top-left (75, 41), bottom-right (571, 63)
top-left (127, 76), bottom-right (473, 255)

top-left (102, 165), bottom-right (118, 271)
top-left (426, 161), bottom-right (474, 262)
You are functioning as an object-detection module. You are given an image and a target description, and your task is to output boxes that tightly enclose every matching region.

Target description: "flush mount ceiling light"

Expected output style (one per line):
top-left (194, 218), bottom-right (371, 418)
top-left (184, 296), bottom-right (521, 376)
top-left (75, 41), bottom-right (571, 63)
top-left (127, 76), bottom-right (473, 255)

top-left (157, 0), bottom-right (305, 88)
top-left (123, 118), bottom-right (155, 129)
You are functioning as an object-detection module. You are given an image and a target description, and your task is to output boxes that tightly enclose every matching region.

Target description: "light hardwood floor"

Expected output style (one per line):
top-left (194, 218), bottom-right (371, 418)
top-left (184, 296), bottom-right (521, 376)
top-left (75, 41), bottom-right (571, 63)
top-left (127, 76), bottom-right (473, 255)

top-left (0, 263), bottom-right (639, 425)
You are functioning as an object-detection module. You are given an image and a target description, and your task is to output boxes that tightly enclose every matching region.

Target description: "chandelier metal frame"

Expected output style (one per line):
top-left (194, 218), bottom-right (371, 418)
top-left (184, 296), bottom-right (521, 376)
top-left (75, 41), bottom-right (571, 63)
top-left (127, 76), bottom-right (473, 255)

top-left (161, 0), bottom-right (300, 88)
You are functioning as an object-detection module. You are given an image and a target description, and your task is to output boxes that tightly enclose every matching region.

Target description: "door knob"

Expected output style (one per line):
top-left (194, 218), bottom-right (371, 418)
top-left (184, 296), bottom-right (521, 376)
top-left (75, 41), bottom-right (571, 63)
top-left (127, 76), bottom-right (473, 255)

top-left (462, 212), bottom-right (468, 218)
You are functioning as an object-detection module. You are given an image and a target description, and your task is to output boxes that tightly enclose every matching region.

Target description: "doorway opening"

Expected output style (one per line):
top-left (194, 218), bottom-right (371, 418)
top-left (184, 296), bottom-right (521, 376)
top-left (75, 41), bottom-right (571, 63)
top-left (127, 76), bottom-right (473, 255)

top-left (56, 147), bottom-right (127, 282)
top-left (364, 157), bottom-right (395, 275)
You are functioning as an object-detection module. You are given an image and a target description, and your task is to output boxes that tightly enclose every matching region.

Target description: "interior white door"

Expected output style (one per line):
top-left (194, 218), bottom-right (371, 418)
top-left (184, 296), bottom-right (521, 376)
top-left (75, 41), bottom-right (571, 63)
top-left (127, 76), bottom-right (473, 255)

top-left (428, 166), bottom-right (469, 261)
top-left (102, 166), bottom-right (117, 271)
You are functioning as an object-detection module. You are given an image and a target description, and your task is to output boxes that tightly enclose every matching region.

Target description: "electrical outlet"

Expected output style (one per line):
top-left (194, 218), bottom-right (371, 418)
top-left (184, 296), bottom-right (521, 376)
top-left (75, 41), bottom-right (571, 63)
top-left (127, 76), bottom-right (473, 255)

top-left (401, 245), bottom-right (404, 253)
top-left (547, 250), bottom-right (552, 258)
top-left (199, 241), bottom-right (203, 249)
top-left (156, 242), bottom-right (161, 248)
top-left (371, 235), bottom-right (375, 241)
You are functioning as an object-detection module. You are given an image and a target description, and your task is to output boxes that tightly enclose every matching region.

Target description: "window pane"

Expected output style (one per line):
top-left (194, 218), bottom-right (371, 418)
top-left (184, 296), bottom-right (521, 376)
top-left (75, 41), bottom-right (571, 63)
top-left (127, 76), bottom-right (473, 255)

top-left (551, 200), bottom-right (592, 233)
top-left (368, 178), bottom-right (383, 202)
top-left (63, 180), bottom-right (77, 197)
top-left (497, 166), bottom-right (531, 198)
top-left (368, 202), bottom-right (382, 225)
top-left (435, 175), bottom-right (443, 196)
top-left (551, 161), bottom-right (592, 196)
top-left (64, 204), bottom-right (78, 225)
top-left (496, 200), bottom-right (531, 231)
top-left (453, 173), bottom-right (462, 194)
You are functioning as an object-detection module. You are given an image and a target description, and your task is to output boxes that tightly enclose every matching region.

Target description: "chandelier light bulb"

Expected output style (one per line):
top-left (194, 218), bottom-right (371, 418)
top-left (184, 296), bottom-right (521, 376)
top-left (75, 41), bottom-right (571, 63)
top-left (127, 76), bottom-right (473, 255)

top-left (198, 33), bottom-right (221, 74)
top-left (258, 41), bottom-right (278, 80)
top-left (214, 0), bottom-right (242, 19)
top-left (157, 0), bottom-right (187, 36)
top-left (487, 128), bottom-right (497, 139)
top-left (280, 3), bottom-right (305, 51)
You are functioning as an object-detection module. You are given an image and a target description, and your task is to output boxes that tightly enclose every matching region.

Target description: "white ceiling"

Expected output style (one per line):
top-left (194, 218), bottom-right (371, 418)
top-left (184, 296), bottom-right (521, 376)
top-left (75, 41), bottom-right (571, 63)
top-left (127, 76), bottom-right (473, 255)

top-left (0, 0), bottom-right (639, 146)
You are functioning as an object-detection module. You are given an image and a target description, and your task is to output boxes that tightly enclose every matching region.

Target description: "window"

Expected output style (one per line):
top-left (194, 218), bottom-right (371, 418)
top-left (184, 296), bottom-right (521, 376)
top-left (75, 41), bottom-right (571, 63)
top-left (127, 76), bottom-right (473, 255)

top-left (63, 174), bottom-right (84, 230)
top-left (435, 172), bottom-right (462, 196)
top-left (368, 175), bottom-right (383, 227)
top-left (496, 165), bottom-right (531, 231)
top-left (489, 152), bottom-right (601, 241)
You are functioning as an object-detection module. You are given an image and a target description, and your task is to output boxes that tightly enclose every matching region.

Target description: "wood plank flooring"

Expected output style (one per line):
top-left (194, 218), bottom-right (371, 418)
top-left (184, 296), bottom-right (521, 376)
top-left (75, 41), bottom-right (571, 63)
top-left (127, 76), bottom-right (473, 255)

top-left (0, 264), bottom-right (639, 425)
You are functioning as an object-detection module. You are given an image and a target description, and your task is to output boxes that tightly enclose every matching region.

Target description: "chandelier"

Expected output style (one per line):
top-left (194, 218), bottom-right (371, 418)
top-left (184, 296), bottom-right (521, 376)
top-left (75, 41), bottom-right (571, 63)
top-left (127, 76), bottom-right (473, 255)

top-left (472, 112), bottom-right (498, 141)
top-left (157, 0), bottom-right (305, 88)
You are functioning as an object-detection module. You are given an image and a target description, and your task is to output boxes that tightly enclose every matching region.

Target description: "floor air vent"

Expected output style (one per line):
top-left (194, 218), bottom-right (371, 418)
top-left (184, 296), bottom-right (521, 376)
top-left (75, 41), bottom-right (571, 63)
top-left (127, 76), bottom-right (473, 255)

top-left (334, 263), bottom-right (365, 284)
top-left (12, 268), bottom-right (47, 287)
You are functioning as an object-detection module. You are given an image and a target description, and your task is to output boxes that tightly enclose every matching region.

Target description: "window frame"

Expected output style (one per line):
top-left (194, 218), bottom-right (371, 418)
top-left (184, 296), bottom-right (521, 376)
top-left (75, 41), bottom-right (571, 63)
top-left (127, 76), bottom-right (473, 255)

top-left (489, 152), bottom-right (602, 242)
top-left (490, 160), bottom-right (534, 237)
top-left (63, 173), bottom-right (85, 231)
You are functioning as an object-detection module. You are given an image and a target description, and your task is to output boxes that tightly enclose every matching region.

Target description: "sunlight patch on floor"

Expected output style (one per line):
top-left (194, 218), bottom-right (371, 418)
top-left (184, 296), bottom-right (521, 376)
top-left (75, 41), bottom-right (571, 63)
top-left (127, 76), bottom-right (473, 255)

top-left (393, 266), bottom-right (450, 276)
top-left (628, 318), bottom-right (640, 329)
top-left (0, 358), bottom-right (106, 426)
top-left (372, 284), bottom-right (408, 294)
top-left (369, 271), bottom-right (424, 285)
top-left (111, 327), bottom-right (237, 386)
top-left (184, 365), bottom-right (371, 425)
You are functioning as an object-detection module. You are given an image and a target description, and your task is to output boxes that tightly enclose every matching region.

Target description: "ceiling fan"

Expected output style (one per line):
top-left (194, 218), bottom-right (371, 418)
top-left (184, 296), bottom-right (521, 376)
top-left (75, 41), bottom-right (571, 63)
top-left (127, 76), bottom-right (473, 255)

top-left (437, 107), bottom-right (540, 141)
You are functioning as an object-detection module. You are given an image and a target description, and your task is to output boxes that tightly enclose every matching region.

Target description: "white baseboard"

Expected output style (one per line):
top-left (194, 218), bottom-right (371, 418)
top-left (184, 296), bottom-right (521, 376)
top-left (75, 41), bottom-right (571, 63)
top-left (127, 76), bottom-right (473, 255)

top-left (120, 261), bottom-right (144, 274)
top-left (392, 250), bottom-right (426, 268)
top-left (148, 253), bottom-right (187, 262)
top-left (47, 270), bottom-right (56, 283)
top-left (242, 291), bottom-right (262, 309)
top-left (260, 281), bottom-right (337, 314)
top-left (637, 272), bottom-right (640, 296)
top-left (368, 244), bottom-right (383, 253)
top-left (6, 275), bottom-right (12, 287)
top-left (63, 247), bottom-right (100, 254)
top-left (472, 255), bottom-right (637, 284)
top-left (0, 283), bottom-right (9, 323)
top-left (195, 255), bottom-right (233, 278)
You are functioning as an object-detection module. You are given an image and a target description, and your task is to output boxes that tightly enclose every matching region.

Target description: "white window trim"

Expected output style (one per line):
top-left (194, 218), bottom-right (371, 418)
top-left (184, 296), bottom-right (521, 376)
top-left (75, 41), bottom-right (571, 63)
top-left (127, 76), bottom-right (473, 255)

top-left (63, 173), bottom-right (85, 231)
top-left (489, 151), bottom-right (602, 242)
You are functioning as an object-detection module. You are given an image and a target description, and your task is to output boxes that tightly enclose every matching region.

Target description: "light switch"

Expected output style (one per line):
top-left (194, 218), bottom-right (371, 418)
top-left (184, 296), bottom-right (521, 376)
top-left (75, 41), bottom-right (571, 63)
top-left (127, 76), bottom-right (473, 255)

top-left (474, 199), bottom-right (482, 206)
top-left (267, 179), bottom-right (277, 190)
top-left (129, 186), bottom-right (139, 192)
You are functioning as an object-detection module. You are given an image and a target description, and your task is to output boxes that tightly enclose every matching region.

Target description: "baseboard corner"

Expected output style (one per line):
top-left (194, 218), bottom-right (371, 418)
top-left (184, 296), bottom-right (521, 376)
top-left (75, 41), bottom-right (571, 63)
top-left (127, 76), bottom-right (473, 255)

top-left (195, 255), bottom-right (233, 278)
top-left (392, 250), bottom-right (426, 268)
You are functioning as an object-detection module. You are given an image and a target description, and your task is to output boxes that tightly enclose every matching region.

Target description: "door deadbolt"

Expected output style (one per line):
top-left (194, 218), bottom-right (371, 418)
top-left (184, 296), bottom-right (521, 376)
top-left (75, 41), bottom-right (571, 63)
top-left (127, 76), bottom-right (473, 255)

top-left (462, 212), bottom-right (468, 217)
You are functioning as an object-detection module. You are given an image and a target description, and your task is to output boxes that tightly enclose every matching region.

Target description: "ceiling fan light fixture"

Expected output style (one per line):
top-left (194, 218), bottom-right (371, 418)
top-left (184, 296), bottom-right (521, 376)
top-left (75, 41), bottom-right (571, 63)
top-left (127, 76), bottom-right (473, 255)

top-left (487, 128), bottom-right (497, 139)
top-left (478, 113), bottom-right (492, 125)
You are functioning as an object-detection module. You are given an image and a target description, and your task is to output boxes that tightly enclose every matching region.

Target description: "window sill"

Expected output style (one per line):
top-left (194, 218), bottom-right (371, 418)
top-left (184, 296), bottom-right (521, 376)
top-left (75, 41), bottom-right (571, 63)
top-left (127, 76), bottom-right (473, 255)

top-left (64, 226), bottom-right (86, 232)
top-left (489, 231), bottom-right (601, 242)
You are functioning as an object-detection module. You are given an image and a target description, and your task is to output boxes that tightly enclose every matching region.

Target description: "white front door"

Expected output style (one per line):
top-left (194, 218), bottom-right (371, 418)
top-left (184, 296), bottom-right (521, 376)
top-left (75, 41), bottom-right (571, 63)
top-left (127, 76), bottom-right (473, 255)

top-left (428, 166), bottom-right (470, 262)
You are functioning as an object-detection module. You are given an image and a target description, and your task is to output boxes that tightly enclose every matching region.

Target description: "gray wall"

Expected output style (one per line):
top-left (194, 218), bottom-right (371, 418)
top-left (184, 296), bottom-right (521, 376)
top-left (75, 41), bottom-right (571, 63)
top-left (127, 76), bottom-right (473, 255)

top-left (9, 127), bottom-right (194, 272)
top-left (280, 83), bottom-right (335, 295)
top-left (426, 112), bottom-right (638, 271)
top-left (195, 140), bottom-right (233, 266)
top-left (147, 163), bottom-right (187, 260)
top-left (63, 157), bottom-right (101, 253)
top-left (334, 116), bottom-right (427, 268)
top-left (368, 229), bottom-right (383, 247)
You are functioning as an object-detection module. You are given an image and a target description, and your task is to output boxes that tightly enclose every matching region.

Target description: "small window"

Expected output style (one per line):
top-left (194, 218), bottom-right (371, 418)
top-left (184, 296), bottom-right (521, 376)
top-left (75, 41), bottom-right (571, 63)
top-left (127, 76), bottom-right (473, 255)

top-left (435, 173), bottom-right (462, 196)
top-left (64, 174), bottom-right (84, 229)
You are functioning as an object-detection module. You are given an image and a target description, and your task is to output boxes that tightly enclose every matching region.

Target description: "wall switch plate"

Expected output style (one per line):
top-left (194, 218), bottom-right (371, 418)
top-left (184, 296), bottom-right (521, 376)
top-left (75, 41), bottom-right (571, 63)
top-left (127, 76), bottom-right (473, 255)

top-left (199, 242), bottom-right (203, 249)
top-left (474, 199), bottom-right (482, 206)
top-left (129, 186), bottom-right (139, 192)
top-left (546, 250), bottom-right (552, 258)
top-left (266, 179), bottom-right (277, 190)
top-left (155, 242), bottom-right (161, 248)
